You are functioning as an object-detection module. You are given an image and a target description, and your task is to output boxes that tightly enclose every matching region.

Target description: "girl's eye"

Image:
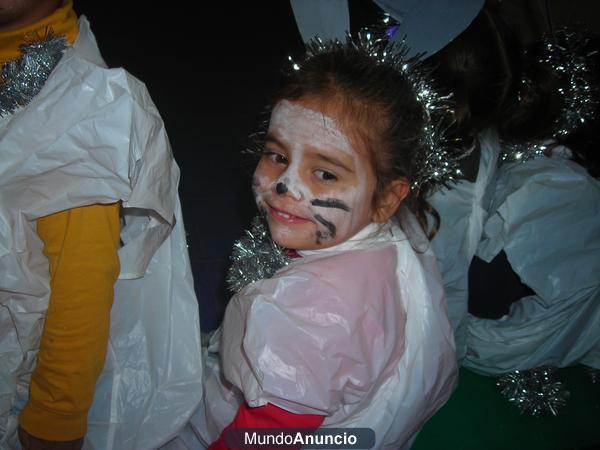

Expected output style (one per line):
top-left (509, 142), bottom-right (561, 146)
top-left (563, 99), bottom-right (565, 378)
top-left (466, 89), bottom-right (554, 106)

top-left (263, 151), bottom-right (288, 165)
top-left (315, 169), bottom-right (338, 182)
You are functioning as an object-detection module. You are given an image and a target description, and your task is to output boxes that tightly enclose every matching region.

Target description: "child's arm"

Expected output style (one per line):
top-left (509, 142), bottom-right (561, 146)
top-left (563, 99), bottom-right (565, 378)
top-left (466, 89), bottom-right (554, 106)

top-left (20, 203), bottom-right (120, 441)
top-left (209, 402), bottom-right (324, 450)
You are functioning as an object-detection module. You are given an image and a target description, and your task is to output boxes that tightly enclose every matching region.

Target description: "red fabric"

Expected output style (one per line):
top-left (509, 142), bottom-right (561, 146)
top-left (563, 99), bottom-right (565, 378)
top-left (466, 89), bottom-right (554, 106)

top-left (284, 248), bottom-right (301, 259)
top-left (208, 402), bottom-right (324, 449)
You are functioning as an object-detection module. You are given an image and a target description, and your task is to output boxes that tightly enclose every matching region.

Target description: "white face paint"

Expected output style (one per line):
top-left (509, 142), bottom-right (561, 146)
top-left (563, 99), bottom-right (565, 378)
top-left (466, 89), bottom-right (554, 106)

top-left (253, 99), bottom-right (377, 250)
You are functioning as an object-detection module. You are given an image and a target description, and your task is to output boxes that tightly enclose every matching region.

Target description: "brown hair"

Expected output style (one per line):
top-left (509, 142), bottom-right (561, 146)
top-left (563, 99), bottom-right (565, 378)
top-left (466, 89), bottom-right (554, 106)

top-left (425, 3), bottom-right (564, 146)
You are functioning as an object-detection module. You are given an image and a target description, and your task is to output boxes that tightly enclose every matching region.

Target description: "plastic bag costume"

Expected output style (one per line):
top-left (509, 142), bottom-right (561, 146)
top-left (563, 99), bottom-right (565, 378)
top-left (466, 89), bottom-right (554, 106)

top-left (428, 129), bottom-right (501, 360)
top-left (182, 219), bottom-right (457, 449)
top-left (0, 18), bottom-right (202, 449)
top-left (430, 134), bottom-right (600, 374)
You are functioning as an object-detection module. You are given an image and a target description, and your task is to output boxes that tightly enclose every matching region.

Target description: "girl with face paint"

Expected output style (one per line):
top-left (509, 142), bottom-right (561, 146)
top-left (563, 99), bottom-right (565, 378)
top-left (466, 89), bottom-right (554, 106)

top-left (197, 36), bottom-right (457, 450)
top-left (253, 97), bottom-right (381, 251)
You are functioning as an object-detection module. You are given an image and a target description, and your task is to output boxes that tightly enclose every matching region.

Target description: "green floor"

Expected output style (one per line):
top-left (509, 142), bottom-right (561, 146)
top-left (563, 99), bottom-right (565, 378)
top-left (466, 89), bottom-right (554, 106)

top-left (412, 366), bottom-right (600, 450)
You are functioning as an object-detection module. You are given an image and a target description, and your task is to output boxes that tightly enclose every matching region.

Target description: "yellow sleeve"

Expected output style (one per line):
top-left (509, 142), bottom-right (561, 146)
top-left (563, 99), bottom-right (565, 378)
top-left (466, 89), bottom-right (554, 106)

top-left (19, 202), bottom-right (121, 441)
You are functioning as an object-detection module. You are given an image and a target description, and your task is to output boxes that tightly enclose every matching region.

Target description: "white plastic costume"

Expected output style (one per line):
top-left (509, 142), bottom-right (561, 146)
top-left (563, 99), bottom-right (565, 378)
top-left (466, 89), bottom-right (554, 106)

top-left (430, 133), bottom-right (600, 374)
top-left (428, 129), bottom-right (500, 360)
top-left (0, 18), bottom-right (202, 449)
top-left (178, 218), bottom-right (457, 450)
top-left (465, 146), bottom-right (600, 374)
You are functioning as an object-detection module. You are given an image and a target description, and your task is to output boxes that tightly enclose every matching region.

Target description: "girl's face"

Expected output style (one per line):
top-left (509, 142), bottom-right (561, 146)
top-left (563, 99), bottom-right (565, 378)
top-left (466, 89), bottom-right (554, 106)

top-left (253, 98), bottom-right (378, 250)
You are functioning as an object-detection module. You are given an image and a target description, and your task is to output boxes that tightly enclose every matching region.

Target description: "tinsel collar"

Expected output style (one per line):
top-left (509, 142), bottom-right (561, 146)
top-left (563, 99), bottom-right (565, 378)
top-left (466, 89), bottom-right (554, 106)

top-left (226, 216), bottom-right (291, 293)
top-left (226, 218), bottom-right (393, 293)
top-left (0, 34), bottom-right (68, 117)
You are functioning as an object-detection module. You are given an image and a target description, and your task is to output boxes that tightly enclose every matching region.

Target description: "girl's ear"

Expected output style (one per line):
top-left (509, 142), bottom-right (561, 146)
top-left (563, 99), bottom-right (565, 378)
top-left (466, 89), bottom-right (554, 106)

top-left (372, 178), bottom-right (410, 223)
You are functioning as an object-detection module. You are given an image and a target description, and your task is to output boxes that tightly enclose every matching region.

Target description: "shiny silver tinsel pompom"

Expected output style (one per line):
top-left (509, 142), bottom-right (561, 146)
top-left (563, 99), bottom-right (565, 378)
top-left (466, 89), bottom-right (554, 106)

top-left (1, 33), bottom-right (68, 117)
top-left (496, 366), bottom-right (570, 416)
top-left (226, 216), bottom-right (291, 293)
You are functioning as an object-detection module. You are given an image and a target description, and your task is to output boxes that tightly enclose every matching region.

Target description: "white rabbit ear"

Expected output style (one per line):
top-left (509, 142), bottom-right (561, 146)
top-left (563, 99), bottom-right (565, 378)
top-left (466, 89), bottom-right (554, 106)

top-left (290, 0), bottom-right (350, 44)
top-left (374, 0), bottom-right (485, 58)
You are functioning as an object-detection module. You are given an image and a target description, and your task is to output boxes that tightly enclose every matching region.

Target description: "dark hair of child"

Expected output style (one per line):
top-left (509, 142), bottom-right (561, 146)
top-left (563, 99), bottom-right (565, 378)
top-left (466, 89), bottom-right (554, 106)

top-left (425, 1), bottom-right (599, 177)
top-left (271, 46), bottom-right (440, 238)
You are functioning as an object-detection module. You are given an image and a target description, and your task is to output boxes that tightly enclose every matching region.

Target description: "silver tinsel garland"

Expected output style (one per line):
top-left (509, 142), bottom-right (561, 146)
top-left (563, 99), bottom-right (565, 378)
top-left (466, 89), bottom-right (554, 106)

top-left (499, 141), bottom-right (550, 164)
top-left (500, 29), bottom-right (599, 164)
top-left (288, 25), bottom-right (461, 190)
top-left (496, 367), bottom-right (570, 416)
top-left (226, 216), bottom-right (291, 293)
top-left (1, 33), bottom-right (68, 117)
top-left (543, 30), bottom-right (598, 140)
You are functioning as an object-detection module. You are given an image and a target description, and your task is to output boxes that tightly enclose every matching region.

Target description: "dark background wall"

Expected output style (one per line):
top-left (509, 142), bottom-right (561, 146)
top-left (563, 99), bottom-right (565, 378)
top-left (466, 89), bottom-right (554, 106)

top-left (71, 1), bottom-right (303, 330)
top-left (71, 0), bottom-right (382, 330)
top-left (71, 0), bottom-right (599, 331)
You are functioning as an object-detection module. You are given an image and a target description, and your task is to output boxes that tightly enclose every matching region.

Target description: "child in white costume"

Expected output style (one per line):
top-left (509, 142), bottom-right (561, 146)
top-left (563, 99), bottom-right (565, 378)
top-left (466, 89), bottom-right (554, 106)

top-left (0, 6), bottom-right (202, 449)
top-left (422, 2), bottom-right (600, 371)
top-left (171, 29), bottom-right (457, 450)
top-left (464, 144), bottom-right (600, 373)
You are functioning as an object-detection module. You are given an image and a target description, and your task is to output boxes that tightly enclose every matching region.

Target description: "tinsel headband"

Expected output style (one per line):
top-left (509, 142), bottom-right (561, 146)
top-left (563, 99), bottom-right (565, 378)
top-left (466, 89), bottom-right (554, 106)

top-left (249, 22), bottom-right (463, 191)
top-left (297, 31), bottom-right (462, 190)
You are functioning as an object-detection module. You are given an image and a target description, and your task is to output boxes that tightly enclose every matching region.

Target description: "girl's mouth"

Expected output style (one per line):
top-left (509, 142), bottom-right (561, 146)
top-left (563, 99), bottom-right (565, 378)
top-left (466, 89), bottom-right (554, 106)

top-left (268, 204), bottom-right (310, 224)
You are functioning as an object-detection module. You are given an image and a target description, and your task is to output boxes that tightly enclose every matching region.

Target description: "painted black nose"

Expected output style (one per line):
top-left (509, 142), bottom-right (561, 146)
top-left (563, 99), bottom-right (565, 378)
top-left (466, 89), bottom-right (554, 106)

top-left (276, 182), bottom-right (288, 195)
